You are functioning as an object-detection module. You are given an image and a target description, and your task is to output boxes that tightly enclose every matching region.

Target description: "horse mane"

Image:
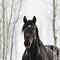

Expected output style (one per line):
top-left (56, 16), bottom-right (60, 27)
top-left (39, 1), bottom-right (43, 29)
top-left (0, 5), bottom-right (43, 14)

top-left (36, 26), bottom-right (47, 52)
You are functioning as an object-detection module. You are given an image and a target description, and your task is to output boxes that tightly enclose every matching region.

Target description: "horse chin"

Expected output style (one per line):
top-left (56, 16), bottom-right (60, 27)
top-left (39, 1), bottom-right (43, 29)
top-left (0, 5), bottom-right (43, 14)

top-left (26, 43), bottom-right (32, 49)
top-left (26, 45), bottom-right (31, 49)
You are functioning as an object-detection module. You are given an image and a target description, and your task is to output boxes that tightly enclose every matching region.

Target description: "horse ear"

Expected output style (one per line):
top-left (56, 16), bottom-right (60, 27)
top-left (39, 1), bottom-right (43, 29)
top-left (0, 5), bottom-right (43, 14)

top-left (33, 16), bottom-right (36, 24)
top-left (23, 16), bottom-right (27, 23)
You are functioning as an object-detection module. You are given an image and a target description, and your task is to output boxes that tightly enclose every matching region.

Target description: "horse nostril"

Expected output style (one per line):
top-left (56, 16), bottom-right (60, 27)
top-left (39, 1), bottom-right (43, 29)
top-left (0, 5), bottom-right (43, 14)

top-left (27, 35), bottom-right (30, 39)
top-left (24, 40), bottom-right (30, 47)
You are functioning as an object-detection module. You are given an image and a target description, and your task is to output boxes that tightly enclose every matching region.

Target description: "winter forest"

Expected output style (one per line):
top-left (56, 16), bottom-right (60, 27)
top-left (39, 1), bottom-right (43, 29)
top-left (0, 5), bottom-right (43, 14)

top-left (0, 0), bottom-right (60, 60)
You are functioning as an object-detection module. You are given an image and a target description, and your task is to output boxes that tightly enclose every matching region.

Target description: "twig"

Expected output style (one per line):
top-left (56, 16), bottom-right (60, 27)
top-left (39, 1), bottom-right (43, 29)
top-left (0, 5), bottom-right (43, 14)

top-left (2, 0), bottom-right (6, 60)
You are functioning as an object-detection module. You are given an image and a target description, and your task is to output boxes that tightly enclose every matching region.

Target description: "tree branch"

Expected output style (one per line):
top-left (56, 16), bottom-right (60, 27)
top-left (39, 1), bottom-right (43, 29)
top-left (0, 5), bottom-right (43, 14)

top-left (10, 24), bottom-right (15, 60)
top-left (2, 0), bottom-right (6, 60)
top-left (14, 0), bottom-right (23, 24)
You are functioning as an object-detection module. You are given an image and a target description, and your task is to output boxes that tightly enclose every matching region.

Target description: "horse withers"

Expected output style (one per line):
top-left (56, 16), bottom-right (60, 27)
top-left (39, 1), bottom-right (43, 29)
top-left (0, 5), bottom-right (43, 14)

top-left (22, 16), bottom-right (53, 60)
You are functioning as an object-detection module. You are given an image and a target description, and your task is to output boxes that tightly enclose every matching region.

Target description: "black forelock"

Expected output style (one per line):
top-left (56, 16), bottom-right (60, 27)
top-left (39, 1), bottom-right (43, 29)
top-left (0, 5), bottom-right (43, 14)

top-left (22, 20), bottom-right (34, 31)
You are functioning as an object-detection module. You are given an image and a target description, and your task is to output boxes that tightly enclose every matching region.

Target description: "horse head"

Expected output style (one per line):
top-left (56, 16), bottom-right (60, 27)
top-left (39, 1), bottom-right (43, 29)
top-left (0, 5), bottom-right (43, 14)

top-left (22, 16), bottom-right (37, 48)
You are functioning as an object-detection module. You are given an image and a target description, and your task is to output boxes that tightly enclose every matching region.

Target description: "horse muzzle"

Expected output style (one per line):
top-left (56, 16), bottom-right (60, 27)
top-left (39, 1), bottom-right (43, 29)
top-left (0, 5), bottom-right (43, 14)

top-left (24, 40), bottom-right (30, 48)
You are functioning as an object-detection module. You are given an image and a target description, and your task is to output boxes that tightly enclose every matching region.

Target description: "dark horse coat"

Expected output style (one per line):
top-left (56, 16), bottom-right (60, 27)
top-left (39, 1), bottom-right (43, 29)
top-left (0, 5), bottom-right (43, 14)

top-left (22, 16), bottom-right (53, 60)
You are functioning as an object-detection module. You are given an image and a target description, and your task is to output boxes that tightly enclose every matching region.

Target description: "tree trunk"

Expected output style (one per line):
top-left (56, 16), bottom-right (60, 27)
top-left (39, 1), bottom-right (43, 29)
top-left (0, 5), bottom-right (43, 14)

top-left (53, 0), bottom-right (57, 60)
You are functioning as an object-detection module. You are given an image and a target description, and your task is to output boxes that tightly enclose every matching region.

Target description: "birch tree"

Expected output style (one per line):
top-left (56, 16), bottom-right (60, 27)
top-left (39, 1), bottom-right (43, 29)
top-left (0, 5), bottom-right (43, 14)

top-left (52, 0), bottom-right (57, 60)
top-left (42, 0), bottom-right (60, 60)
top-left (0, 0), bottom-right (23, 60)
top-left (52, 0), bottom-right (60, 60)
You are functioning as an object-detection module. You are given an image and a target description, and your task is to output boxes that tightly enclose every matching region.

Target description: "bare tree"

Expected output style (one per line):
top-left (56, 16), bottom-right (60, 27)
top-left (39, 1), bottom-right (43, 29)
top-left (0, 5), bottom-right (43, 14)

top-left (2, 0), bottom-right (6, 60)
top-left (0, 0), bottom-right (23, 60)
top-left (42, 0), bottom-right (60, 60)
top-left (9, 0), bottom-right (23, 60)
top-left (52, 0), bottom-right (57, 60)
top-left (52, 0), bottom-right (60, 60)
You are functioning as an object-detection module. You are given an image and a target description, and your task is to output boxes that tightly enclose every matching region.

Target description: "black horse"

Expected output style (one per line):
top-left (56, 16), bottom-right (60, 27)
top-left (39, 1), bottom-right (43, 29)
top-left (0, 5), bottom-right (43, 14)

top-left (22, 16), bottom-right (53, 60)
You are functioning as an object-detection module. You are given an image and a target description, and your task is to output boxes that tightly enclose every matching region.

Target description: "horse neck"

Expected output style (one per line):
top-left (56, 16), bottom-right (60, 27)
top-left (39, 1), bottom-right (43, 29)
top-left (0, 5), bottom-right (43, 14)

top-left (29, 39), bottom-right (39, 57)
top-left (36, 27), bottom-right (46, 50)
top-left (29, 27), bottom-right (41, 56)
